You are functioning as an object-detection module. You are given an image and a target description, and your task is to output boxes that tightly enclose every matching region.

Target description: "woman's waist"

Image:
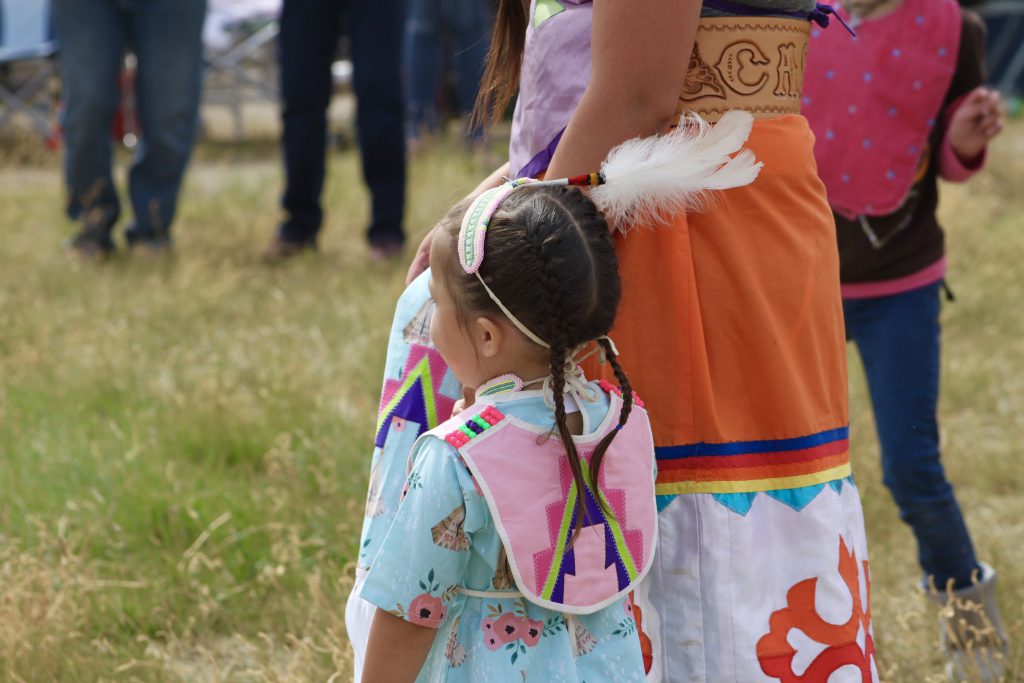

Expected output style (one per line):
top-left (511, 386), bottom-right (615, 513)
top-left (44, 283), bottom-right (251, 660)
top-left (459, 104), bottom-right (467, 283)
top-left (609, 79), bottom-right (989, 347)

top-left (678, 16), bottom-right (810, 122)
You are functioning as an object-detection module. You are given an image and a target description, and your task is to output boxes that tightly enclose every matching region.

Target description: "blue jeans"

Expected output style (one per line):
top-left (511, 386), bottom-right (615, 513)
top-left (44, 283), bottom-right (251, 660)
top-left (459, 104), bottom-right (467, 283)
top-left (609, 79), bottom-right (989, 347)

top-left (52, 0), bottom-right (206, 244)
top-left (278, 0), bottom-right (406, 247)
top-left (403, 0), bottom-right (490, 139)
top-left (844, 282), bottom-right (981, 589)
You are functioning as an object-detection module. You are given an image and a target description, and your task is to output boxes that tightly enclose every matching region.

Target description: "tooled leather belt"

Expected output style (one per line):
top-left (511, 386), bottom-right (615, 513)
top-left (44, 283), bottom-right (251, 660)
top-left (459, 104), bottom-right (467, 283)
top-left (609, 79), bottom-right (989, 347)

top-left (678, 17), bottom-right (811, 122)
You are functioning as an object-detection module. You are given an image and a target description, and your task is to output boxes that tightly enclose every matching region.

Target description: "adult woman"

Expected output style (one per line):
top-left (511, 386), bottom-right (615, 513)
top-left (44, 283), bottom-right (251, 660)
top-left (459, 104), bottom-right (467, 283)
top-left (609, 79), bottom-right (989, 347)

top-left (386, 1), bottom-right (877, 680)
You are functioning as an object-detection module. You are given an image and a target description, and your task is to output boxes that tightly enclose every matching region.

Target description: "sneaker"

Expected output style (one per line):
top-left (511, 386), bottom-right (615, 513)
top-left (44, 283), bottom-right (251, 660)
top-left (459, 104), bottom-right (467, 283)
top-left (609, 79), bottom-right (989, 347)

top-left (369, 240), bottom-right (405, 262)
top-left (67, 226), bottom-right (116, 261)
top-left (127, 237), bottom-right (173, 260)
top-left (926, 563), bottom-right (1009, 682)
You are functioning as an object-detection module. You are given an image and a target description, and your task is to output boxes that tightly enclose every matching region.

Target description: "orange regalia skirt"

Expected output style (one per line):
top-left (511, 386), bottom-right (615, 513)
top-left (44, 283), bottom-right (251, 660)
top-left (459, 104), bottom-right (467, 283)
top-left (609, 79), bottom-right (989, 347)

top-left (587, 114), bottom-right (850, 494)
top-left (585, 115), bottom-right (877, 683)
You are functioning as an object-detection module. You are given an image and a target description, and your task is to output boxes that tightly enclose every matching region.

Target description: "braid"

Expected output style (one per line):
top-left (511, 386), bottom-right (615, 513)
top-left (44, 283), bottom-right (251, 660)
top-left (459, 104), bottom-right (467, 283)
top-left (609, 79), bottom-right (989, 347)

top-left (549, 338), bottom-right (590, 547)
top-left (524, 202), bottom-right (592, 547)
top-left (601, 337), bottom-right (635, 432)
top-left (585, 338), bottom-right (635, 518)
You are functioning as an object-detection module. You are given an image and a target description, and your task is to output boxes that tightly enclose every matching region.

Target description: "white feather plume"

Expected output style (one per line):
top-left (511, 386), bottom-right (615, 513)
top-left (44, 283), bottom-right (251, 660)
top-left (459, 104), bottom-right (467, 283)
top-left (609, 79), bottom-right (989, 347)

top-left (590, 110), bottom-right (763, 231)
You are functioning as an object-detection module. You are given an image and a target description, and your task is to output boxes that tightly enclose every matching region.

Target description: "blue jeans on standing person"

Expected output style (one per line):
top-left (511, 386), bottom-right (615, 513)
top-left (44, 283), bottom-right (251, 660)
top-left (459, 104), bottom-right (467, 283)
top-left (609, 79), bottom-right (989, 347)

top-left (403, 0), bottom-right (490, 140)
top-left (844, 281), bottom-right (982, 589)
top-left (277, 0), bottom-right (406, 249)
top-left (52, 0), bottom-right (207, 250)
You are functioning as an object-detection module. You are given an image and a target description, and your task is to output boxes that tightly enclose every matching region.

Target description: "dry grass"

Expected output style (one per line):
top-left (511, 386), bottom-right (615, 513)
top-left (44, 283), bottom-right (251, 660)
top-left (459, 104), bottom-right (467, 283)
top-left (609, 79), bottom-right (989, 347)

top-left (0, 122), bottom-right (1021, 682)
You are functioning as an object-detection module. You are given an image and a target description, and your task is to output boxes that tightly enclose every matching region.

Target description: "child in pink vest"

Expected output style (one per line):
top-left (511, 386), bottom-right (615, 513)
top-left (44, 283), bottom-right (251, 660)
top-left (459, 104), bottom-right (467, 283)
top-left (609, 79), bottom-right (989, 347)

top-left (803, 0), bottom-right (1006, 680)
top-left (359, 183), bottom-right (658, 682)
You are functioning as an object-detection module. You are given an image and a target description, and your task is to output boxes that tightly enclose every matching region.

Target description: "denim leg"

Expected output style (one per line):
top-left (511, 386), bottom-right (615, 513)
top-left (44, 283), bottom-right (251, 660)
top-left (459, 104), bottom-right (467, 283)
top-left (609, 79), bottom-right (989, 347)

top-left (52, 0), bottom-right (125, 235)
top-left (448, 0), bottom-right (491, 137)
top-left (277, 0), bottom-right (344, 245)
top-left (844, 283), bottom-right (981, 588)
top-left (350, 0), bottom-right (407, 246)
top-left (404, 0), bottom-right (443, 137)
top-left (125, 0), bottom-right (206, 243)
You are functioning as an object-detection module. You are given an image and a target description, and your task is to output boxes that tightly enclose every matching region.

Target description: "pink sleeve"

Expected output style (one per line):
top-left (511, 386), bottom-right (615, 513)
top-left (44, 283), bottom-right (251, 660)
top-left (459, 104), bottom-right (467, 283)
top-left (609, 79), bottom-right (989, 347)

top-left (938, 95), bottom-right (987, 182)
top-left (939, 134), bottom-right (986, 182)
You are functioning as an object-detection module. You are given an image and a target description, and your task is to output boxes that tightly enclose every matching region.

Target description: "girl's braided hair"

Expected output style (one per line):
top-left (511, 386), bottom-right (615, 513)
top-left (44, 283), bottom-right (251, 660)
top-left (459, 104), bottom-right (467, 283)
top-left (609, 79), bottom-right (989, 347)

top-left (438, 185), bottom-right (634, 538)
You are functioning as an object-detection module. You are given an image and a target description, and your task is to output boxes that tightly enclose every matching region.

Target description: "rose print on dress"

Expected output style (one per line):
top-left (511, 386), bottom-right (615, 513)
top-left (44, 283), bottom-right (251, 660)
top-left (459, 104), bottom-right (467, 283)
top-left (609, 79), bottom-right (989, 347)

top-left (389, 569), bottom-right (450, 628)
top-left (480, 602), bottom-right (552, 663)
top-left (408, 593), bottom-right (446, 627)
top-left (521, 618), bottom-right (543, 647)
top-left (481, 616), bottom-right (503, 651)
top-left (494, 612), bottom-right (524, 642)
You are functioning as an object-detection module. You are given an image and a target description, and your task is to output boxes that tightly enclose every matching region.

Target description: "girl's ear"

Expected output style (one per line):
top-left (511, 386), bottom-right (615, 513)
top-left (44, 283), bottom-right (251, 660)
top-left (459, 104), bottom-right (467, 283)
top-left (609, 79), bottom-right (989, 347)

top-left (473, 315), bottom-right (505, 360)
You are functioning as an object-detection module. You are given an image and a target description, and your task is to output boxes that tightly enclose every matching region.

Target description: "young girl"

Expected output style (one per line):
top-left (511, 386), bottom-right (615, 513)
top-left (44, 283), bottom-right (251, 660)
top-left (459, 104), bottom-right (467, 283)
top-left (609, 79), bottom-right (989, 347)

top-left (359, 183), bottom-right (658, 682)
top-left (803, 0), bottom-right (1007, 679)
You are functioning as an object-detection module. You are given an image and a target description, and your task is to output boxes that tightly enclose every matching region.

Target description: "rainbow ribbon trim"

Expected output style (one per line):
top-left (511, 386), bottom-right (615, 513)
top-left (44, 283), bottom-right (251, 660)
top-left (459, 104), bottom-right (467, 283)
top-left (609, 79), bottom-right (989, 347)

top-left (654, 426), bottom-right (851, 495)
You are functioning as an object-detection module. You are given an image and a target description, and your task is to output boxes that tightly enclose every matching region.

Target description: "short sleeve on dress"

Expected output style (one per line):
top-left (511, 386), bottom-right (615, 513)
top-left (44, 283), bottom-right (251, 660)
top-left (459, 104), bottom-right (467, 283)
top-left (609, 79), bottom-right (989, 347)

top-left (360, 436), bottom-right (477, 629)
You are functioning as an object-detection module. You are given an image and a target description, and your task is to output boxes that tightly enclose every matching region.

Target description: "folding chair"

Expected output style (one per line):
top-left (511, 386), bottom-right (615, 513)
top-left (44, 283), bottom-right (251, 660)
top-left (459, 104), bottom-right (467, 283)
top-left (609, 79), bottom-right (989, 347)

top-left (974, 0), bottom-right (1024, 96)
top-left (0, 0), bottom-right (57, 139)
top-left (204, 0), bottom-right (281, 139)
top-left (202, 0), bottom-right (354, 140)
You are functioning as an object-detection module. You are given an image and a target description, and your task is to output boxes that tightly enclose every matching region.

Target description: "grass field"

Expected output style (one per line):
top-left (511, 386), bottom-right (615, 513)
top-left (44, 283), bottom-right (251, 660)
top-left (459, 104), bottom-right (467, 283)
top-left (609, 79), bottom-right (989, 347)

top-left (0, 123), bottom-right (1021, 682)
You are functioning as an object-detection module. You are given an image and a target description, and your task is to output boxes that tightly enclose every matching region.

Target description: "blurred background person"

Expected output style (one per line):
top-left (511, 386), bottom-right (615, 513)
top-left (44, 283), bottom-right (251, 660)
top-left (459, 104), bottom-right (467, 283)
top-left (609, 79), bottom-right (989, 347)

top-left (264, 0), bottom-right (407, 263)
top-left (403, 0), bottom-right (492, 152)
top-left (804, 0), bottom-right (1007, 679)
top-left (53, 0), bottom-right (207, 258)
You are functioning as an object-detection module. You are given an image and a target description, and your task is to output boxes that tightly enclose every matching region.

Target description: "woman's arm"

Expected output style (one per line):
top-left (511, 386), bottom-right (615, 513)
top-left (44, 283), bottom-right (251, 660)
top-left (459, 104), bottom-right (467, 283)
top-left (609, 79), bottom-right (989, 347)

top-left (545, 0), bottom-right (701, 180)
top-left (406, 161), bottom-right (510, 284)
top-left (361, 608), bottom-right (437, 683)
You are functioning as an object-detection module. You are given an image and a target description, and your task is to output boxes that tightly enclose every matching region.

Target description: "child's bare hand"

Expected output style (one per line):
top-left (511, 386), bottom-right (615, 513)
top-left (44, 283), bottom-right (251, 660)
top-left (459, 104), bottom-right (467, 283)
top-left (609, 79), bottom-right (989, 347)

top-left (450, 387), bottom-right (475, 418)
top-left (451, 398), bottom-right (468, 417)
top-left (947, 87), bottom-right (1004, 162)
top-left (405, 226), bottom-right (436, 285)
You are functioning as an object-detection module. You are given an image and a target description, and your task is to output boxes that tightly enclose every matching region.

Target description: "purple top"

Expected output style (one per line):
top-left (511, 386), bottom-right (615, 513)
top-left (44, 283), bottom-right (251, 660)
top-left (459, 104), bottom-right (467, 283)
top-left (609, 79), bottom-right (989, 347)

top-left (509, 0), bottom-right (594, 178)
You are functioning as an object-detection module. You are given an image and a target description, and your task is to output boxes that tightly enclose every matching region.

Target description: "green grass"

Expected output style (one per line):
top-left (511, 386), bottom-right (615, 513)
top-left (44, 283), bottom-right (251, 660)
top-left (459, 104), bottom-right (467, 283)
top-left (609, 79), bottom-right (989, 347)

top-left (0, 125), bottom-right (1021, 682)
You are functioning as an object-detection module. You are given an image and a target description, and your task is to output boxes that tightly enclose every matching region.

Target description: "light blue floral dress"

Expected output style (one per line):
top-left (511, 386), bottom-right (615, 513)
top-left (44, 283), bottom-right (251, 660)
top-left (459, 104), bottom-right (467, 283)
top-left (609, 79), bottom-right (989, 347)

top-left (360, 388), bottom-right (648, 682)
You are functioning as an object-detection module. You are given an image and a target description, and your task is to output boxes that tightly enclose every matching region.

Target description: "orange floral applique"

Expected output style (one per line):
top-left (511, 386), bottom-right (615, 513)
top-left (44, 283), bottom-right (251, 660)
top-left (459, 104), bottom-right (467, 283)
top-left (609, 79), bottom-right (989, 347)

top-left (756, 537), bottom-right (875, 682)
